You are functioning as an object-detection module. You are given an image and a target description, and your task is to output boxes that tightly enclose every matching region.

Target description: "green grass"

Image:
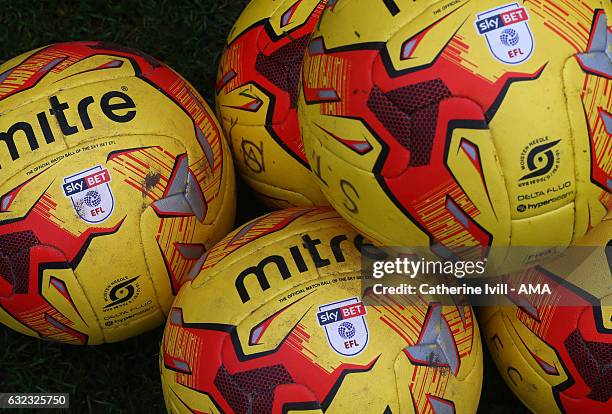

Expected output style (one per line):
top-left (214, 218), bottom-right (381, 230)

top-left (0, 1), bottom-right (527, 412)
top-left (0, 0), bottom-right (247, 105)
top-left (1, 327), bottom-right (165, 413)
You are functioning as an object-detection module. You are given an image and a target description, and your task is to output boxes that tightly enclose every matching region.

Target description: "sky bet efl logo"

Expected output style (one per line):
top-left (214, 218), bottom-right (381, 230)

top-left (475, 3), bottom-right (534, 65)
top-left (63, 166), bottom-right (114, 224)
top-left (317, 297), bottom-right (368, 357)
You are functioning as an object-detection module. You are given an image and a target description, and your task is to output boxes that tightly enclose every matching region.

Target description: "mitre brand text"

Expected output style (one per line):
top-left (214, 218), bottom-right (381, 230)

top-left (234, 233), bottom-right (380, 303)
top-left (0, 90), bottom-right (136, 169)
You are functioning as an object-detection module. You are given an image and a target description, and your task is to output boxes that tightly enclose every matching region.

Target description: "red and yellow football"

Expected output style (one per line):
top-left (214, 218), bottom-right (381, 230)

top-left (299, 0), bottom-right (611, 264)
top-left (161, 207), bottom-right (483, 413)
top-left (216, 0), bottom-right (328, 208)
top-left (481, 216), bottom-right (612, 413)
top-left (0, 42), bottom-right (236, 344)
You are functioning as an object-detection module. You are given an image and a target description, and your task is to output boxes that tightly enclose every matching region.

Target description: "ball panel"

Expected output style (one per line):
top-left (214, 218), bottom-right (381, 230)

top-left (227, 0), bottom-right (324, 45)
top-left (481, 308), bottom-right (567, 414)
top-left (562, 42), bottom-right (611, 240)
top-left (3, 253), bottom-right (102, 345)
top-left (482, 218), bottom-right (612, 413)
top-left (217, 0), bottom-right (327, 207)
top-left (240, 173), bottom-right (322, 208)
top-left (301, 122), bottom-right (431, 247)
top-left (0, 43), bottom-right (116, 105)
top-left (223, 119), bottom-right (325, 206)
top-left (0, 303), bottom-right (38, 337)
top-left (0, 47), bottom-right (44, 80)
top-left (509, 203), bottom-right (575, 246)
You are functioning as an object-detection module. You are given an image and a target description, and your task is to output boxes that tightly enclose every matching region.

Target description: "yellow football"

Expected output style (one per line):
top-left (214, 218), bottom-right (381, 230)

top-left (298, 1), bottom-right (611, 260)
top-left (161, 207), bottom-right (483, 413)
top-left (480, 216), bottom-right (612, 413)
top-left (0, 42), bottom-right (236, 344)
top-left (216, 0), bottom-right (328, 208)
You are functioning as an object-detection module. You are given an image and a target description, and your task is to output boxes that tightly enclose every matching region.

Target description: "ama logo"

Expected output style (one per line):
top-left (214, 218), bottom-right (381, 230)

top-left (475, 3), bottom-right (534, 65)
top-left (63, 165), bottom-right (114, 223)
top-left (317, 297), bottom-right (368, 356)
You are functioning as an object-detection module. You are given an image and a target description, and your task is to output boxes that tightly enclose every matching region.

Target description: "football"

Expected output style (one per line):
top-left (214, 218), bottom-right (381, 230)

top-left (298, 1), bottom-right (611, 260)
top-left (160, 207), bottom-right (483, 413)
top-left (0, 42), bottom-right (236, 344)
top-left (480, 216), bottom-right (612, 413)
top-left (216, 0), bottom-right (328, 208)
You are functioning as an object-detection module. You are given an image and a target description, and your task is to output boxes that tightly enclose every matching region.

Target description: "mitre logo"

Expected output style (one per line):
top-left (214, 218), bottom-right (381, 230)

top-left (233, 233), bottom-right (383, 304)
top-left (0, 90), bottom-right (136, 170)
